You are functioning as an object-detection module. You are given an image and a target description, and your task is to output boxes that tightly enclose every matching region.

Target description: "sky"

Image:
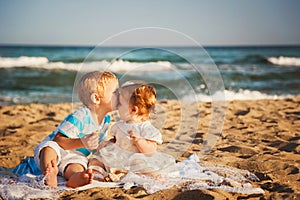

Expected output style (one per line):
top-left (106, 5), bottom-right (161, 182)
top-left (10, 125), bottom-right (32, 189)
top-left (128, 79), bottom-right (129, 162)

top-left (0, 0), bottom-right (300, 46)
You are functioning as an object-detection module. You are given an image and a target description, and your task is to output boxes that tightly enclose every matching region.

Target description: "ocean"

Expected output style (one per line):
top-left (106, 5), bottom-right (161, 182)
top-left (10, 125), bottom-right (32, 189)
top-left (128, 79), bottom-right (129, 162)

top-left (0, 45), bottom-right (299, 105)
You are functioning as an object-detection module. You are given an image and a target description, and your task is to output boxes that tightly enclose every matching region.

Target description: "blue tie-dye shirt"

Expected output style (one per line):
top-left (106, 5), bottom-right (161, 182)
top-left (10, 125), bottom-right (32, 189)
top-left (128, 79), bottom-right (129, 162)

top-left (44, 106), bottom-right (110, 156)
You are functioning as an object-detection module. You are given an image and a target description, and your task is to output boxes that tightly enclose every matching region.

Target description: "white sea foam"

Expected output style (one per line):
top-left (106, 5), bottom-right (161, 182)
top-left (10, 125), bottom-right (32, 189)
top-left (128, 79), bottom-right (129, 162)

top-left (182, 89), bottom-right (298, 102)
top-left (267, 56), bottom-right (300, 66)
top-left (0, 56), bottom-right (174, 72)
top-left (106, 59), bottom-right (173, 72)
top-left (0, 56), bottom-right (49, 68)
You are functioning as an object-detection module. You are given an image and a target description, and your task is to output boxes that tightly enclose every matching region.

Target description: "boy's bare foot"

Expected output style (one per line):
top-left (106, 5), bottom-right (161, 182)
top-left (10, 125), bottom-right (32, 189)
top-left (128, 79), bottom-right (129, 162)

top-left (44, 160), bottom-right (58, 188)
top-left (66, 168), bottom-right (94, 188)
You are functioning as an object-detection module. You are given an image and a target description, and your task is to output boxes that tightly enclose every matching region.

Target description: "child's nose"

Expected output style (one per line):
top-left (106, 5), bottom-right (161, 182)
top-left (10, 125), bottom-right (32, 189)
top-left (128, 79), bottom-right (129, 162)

top-left (116, 96), bottom-right (120, 107)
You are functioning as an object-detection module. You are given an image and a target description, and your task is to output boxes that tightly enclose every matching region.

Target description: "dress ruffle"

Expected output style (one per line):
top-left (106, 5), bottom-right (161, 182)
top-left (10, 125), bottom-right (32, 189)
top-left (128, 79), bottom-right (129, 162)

top-left (97, 143), bottom-right (175, 173)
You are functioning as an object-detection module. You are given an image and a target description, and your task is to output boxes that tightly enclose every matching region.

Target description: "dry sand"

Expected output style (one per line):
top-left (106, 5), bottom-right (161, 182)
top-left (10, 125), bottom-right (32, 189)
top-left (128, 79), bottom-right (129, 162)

top-left (0, 98), bottom-right (299, 199)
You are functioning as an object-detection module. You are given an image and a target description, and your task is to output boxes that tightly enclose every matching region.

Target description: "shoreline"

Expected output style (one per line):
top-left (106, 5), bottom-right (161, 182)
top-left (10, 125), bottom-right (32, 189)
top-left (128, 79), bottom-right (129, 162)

top-left (0, 98), bottom-right (299, 199)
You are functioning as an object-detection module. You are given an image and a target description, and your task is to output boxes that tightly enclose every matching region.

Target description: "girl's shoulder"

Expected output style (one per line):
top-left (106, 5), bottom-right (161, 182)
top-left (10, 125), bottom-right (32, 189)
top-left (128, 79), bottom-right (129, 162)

top-left (138, 120), bottom-right (154, 129)
top-left (139, 121), bottom-right (163, 144)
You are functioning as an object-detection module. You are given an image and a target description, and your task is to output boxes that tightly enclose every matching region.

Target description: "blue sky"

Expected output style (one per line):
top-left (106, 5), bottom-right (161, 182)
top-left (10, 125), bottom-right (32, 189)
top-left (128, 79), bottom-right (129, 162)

top-left (0, 0), bottom-right (300, 46)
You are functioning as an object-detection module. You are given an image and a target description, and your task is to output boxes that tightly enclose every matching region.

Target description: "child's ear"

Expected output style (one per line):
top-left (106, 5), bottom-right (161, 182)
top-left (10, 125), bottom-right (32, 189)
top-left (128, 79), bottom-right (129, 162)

top-left (91, 93), bottom-right (101, 104)
top-left (131, 106), bottom-right (139, 114)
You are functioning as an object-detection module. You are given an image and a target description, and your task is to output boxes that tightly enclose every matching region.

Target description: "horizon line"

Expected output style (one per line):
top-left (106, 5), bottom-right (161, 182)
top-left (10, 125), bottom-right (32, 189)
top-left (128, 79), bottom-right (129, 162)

top-left (1, 43), bottom-right (300, 48)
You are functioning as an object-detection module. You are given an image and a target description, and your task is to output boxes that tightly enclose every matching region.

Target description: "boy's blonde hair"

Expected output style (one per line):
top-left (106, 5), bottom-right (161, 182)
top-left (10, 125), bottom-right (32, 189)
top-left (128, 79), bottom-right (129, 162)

top-left (122, 83), bottom-right (156, 119)
top-left (76, 71), bottom-right (117, 106)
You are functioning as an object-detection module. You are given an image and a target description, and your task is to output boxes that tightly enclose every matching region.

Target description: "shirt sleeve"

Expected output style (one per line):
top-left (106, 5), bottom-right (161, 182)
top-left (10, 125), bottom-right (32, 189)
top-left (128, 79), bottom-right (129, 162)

top-left (57, 113), bottom-right (84, 138)
top-left (140, 122), bottom-right (163, 144)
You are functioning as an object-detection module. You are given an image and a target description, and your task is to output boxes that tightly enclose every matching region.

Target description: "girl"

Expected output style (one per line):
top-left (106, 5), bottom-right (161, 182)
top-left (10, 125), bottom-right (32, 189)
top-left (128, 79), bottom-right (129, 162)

top-left (88, 81), bottom-right (175, 181)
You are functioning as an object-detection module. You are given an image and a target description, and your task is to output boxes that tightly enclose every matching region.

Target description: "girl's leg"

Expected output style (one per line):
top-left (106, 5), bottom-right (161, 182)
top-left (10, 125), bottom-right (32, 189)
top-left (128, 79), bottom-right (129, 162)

top-left (88, 159), bottom-right (127, 182)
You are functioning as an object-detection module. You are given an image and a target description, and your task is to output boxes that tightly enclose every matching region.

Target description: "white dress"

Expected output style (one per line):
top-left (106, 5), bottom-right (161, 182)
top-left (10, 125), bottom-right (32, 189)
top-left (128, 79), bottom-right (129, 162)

top-left (93, 120), bottom-right (175, 173)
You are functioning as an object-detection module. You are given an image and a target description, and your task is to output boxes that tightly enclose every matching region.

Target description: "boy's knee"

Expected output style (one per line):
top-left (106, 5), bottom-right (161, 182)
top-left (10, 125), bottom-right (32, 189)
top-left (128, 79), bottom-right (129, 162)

top-left (64, 163), bottom-right (85, 179)
top-left (39, 146), bottom-right (59, 164)
top-left (40, 146), bottom-right (56, 157)
top-left (43, 146), bottom-right (55, 152)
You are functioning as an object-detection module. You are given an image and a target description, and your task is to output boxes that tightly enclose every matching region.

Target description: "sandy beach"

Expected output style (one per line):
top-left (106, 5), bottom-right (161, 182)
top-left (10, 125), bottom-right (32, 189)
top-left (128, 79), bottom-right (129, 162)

top-left (0, 98), bottom-right (299, 199)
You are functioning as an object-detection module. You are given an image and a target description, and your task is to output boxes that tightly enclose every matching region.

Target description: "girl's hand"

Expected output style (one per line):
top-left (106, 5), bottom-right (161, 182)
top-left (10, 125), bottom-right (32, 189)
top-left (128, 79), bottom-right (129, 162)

top-left (128, 130), bottom-right (141, 142)
top-left (127, 130), bottom-right (157, 154)
top-left (97, 141), bottom-right (110, 150)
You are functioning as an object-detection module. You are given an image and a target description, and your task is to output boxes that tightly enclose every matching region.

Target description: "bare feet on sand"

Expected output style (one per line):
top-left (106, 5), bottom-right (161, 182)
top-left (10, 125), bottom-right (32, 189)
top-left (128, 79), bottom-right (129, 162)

top-left (44, 160), bottom-right (58, 188)
top-left (66, 168), bottom-right (94, 188)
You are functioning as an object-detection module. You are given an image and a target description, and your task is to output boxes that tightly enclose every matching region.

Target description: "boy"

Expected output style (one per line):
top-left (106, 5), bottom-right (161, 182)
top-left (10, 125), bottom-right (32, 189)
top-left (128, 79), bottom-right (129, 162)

top-left (33, 71), bottom-right (119, 188)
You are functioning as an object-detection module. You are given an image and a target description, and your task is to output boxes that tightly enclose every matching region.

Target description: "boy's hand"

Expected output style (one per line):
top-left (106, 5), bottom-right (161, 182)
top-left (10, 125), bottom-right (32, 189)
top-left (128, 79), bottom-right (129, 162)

top-left (81, 132), bottom-right (99, 149)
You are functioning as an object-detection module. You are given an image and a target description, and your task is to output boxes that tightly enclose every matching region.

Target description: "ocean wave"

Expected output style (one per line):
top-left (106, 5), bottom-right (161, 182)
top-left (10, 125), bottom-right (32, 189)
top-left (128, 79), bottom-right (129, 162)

top-left (121, 57), bottom-right (186, 63)
top-left (267, 56), bottom-right (300, 66)
top-left (232, 55), bottom-right (270, 65)
top-left (228, 55), bottom-right (300, 66)
top-left (0, 56), bottom-right (174, 72)
top-left (182, 89), bottom-right (298, 102)
top-left (107, 59), bottom-right (173, 72)
top-left (0, 56), bottom-right (49, 68)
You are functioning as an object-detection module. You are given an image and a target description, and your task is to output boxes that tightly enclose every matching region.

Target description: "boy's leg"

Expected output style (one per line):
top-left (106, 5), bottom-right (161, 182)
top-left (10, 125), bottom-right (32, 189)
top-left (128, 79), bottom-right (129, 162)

top-left (88, 158), bottom-right (107, 181)
top-left (88, 158), bottom-right (105, 169)
top-left (64, 163), bottom-right (93, 188)
top-left (39, 146), bottom-right (59, 188)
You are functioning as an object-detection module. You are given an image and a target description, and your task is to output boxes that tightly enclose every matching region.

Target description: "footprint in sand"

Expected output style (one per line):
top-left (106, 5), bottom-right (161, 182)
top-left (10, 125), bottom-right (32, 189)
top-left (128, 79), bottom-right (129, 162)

top-left (261, 182), bottom-right (294, 193)
top-left (234, 108), bottom-right (250, 116)
top-left (217, 145), bottom-right (257, 159)
top-left (0, 125), bottom-right (23, 136)
top-left (269, 140), bottom-right (299, 153)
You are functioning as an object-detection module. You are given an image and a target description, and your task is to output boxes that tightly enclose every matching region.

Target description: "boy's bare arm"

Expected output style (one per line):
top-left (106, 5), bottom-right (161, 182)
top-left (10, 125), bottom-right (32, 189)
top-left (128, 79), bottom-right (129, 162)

top-left (53, 133), bottom-right (84, 150)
